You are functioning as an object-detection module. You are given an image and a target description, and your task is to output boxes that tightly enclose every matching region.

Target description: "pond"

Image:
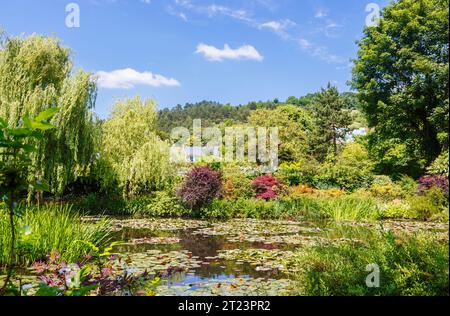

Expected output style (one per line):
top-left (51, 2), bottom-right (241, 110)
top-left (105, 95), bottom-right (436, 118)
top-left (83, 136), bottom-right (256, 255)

top-left (101, 217), bottom-right (449, 296)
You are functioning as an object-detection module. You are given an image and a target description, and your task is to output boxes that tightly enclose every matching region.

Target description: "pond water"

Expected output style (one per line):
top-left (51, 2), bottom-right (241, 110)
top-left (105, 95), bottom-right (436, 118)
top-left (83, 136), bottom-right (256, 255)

top-left (104, 217), bottom-right (449, 296)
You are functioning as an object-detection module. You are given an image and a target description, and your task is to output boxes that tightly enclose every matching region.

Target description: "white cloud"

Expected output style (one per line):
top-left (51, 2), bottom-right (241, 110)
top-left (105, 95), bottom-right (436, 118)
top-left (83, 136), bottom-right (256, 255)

top-left (298, 38), bottom-right (311, 49)
top-left (259, 19), bottom-right (295, 31)
top-left (315, 9), bottom-right (328, 18)
top-left (96, 68), bottom-right (181, 89)
top-left (195, 43), bottom-right (264, 62)
top-left (258, 19), bottom-right (296, 40)
top-left (167, 5), bottom-right (188, 21)
top-left (175, 0), bottom-right (252, 22)
top-left (173, 1), bottom-right (345, 65)
top-left (205, 4), bottom-right (251, 21)
top-left (297, 38), bottom-right (345, 64)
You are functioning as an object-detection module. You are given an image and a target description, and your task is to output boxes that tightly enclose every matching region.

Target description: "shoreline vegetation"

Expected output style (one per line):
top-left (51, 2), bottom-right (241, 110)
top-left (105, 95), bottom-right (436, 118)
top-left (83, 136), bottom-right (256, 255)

top-left (1, 0), bottom-right (449, 297)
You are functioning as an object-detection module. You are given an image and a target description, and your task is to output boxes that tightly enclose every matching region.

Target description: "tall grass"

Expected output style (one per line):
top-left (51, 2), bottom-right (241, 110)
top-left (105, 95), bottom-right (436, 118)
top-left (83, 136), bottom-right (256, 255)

top-left (73, 191), bottom-right (382, 222)
top-left (0, 204), bottom-right (111, 267)
top-left (318, 195), bottom-right (381, 221)
top-left (199, 195), bottom-right (381, 221)
top-left (199, 198), bottom-right (321, 220)
top-left (290, 231), bottom-right (449, 296)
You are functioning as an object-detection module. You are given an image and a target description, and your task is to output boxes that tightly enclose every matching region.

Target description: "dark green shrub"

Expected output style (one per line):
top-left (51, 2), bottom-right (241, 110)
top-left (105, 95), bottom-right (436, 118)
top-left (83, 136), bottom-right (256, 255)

top-left (397, 175), bottom-right (418, 196)
top-left (73, 193), bottom-right (127, 215)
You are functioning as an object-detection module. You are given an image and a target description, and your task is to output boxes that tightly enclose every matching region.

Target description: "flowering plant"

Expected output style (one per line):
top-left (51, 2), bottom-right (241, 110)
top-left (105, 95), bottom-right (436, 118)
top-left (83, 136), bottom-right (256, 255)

top-left (32, 242), bottom-right (160, 296)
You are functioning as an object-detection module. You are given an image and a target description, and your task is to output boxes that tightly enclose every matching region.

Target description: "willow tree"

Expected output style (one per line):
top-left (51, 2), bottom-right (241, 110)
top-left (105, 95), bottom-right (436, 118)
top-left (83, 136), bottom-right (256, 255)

top-left (0, 33), bottom-right (97, 197)
top-left (99, 96), bottom-right (173, 197)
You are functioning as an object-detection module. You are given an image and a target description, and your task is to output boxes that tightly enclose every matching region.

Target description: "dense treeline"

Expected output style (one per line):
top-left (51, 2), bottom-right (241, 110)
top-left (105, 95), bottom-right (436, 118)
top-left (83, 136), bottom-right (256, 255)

top-left (157, 100), bottom-right (274, 134)
top-left (157, 92), bottom-right (362, 135)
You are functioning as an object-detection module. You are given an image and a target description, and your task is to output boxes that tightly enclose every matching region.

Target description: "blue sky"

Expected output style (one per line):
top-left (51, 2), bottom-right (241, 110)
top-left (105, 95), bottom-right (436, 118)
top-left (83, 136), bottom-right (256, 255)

top-left (1, 0), bottom-right (389, 118)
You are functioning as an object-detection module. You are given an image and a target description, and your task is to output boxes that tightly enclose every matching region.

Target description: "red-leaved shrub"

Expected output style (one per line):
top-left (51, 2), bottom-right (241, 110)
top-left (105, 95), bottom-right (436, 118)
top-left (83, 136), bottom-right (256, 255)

top-left (252, 174), bottom-right (280, 200)
top-left (177, 166), bottom-right (222, 209)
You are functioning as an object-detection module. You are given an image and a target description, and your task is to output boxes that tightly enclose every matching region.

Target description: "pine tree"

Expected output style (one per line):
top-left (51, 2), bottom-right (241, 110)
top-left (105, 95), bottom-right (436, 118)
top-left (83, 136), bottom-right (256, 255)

top-left (311, 83), bottom-right (352, 163)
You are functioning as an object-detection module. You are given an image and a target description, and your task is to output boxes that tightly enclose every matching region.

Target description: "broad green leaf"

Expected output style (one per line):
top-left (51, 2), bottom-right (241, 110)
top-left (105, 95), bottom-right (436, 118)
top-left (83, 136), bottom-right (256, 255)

top-left (34, 108), bottom-right (59, 122)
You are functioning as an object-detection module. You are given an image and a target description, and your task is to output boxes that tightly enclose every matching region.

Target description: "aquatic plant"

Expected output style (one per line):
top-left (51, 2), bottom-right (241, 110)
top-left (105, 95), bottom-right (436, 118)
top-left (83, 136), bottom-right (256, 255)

top-left (0, 204), bottom-right (110, 267)
top-left (32, 244), bottom-right (160, 296)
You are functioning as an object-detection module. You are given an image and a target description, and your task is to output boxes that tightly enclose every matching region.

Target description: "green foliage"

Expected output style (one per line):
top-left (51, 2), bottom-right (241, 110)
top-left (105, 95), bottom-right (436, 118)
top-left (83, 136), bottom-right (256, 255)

top-left (157, 99), bottom-right (283, 135)
top-left (127, 191), bottom-right (189, 217)
top-left (73, 191), bottom-right (188, 217)
top-left (427, 150), bottom-right (449, 176)
top-left (276, 162), bottom-right (304, 186)
top-left (277, 160), bottom-right (322, 187)
top-left (291, 231), bottom-right (449, 296)
top-left (199, 197), bottom-right (322, 220)
top-left (406, 188), bottom-right (448, 220)
top-left (158, 101), bottom-right (251, 134)
top-left (318, 143), bottom-right (374, 191)
top-left (369, 138), bottom-right (425, 178)
top-left (397, 175), bottom-right (419, 196)
top-left (310, 83), bottom-right (352, 162)
top-left (372, 175), bottom-right (393, 186)
top-left (318, 194), bottom-right (381, 221)
top-left (382, 200), bottom-right (413, 219)
top-left (352, 0), bottom-right (449, 177)
top-left (0, 204), bottom-right (110, 266)
top-left (72, 193), bottom-right (126, 215)
top-left (0, 34), bottom-right (97, 196)
top-left (382, 187), bottom-right (448, 220)
top-left (199, 194), bottom-right (380, 221)
top-left (99, 96), bottom-right (173, 196)
top-left (370, 183), bottom-right (404, 201)
top-left (222, 170), bottom-right (255, 200)
top-left (0, 109), bottom-right (59, 294)
top-left (248, 104), bottom-right (314, 162)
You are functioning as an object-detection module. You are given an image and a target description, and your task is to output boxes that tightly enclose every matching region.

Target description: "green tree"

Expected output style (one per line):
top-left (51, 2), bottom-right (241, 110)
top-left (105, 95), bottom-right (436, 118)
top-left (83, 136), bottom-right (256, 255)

top-left (99, 97), bottom-right (173, 197)
top-left (248, 104), bottom-right (314, 162)
top-left (352, 0), bottom-right (449, 177)
top-left (0, 33), bottom-right (97, 197)
top-left (311, 84), bottom-right (352, 163)
top-left (319, 142), bottom-right (374, 191)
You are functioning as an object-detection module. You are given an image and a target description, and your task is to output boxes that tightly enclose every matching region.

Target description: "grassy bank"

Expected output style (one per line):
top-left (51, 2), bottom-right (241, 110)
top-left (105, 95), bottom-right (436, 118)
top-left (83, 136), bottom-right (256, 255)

top-left (0, 204), bottom-right (111, 267)
top-left (72, 192), bottom-right (382, 221)
top-left (290, 231), bottom-right (449, 296)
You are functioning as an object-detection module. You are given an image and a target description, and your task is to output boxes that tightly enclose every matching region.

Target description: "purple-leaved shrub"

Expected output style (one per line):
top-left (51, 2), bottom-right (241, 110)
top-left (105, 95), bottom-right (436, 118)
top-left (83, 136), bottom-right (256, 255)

top-left (177, 166), bottom-right (222, 209)
top-left (418, 175), bottom-right (449, 197)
